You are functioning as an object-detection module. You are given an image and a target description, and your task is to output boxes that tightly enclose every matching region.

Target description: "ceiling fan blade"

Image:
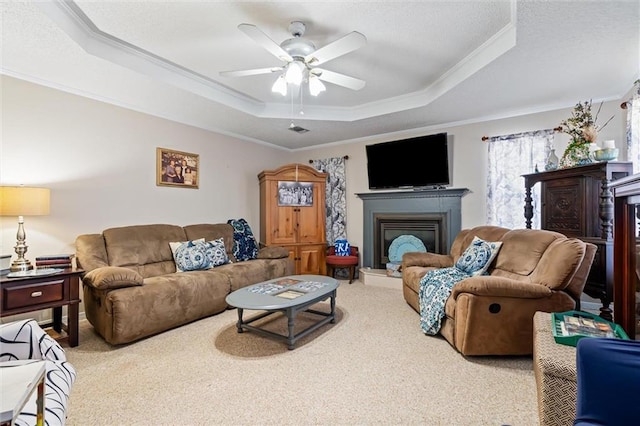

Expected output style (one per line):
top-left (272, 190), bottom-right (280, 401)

top-left (314, 69), bottom-right (366, 90)
top-left (238, 23), bottom-right (293, 62)
top-left (304, 31), bottom-right (367, 66)
top-left (220, 67), bottom-right (282, 78)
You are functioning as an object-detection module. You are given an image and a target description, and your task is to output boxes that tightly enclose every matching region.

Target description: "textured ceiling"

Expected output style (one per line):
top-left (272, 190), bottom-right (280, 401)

top-left (1, 1), bottom-right (638, 150)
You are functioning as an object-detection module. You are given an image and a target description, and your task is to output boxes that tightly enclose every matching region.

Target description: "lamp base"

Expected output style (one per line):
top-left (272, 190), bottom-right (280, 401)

top-left (10, 258), bottom-right (33, 272)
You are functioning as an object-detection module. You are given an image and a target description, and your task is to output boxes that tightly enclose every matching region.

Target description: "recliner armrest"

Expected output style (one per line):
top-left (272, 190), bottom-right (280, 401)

top-left (401, 252), bottom-right (453, 269)
top-left (82, 266), bottom-right (144, 290)
top-left (256, 246), bottom-right (289, 259)
top-left (451, 276), bottom-right (553, 299)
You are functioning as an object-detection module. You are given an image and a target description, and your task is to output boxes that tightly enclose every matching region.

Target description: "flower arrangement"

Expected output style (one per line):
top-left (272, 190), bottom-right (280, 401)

top-left (559, 99), bottom-right (614, 168)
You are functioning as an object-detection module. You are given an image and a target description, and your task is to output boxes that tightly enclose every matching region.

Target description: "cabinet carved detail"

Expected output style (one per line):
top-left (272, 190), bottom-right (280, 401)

top-left (523, 162), bottom-right (633, 320)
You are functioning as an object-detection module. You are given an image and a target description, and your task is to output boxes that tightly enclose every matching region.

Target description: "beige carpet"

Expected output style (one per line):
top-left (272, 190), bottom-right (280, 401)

top-left (64, 281), bottom-right (538, 425)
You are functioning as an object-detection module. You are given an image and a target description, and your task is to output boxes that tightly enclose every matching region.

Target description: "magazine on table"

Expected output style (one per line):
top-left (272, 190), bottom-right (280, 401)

top-left (273, 278), bottom-right (303, 286)
top-left (560, 314), bottom-right (616, 338)
top-left (248, 283), bottom-right (284, 295)
top-left (275, 289), bottom-right (306, 299)
top-left (292, 281), bottom-right (329, 292)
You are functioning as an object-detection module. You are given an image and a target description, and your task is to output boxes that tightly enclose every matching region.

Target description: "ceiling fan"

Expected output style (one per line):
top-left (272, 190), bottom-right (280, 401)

top-left (220, 21), bottom-right (367, 97)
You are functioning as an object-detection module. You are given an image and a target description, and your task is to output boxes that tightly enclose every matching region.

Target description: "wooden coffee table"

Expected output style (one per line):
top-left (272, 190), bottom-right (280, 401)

top-left (225, 274), bottom-right (338, 349)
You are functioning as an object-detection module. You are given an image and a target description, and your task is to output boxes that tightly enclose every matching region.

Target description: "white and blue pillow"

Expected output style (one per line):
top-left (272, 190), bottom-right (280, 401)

top-left (454, 236), bottom-right (502, 276)
top-left (200, 237), bottom-right (229, 267)
top-left (334, 239), bottom-right (351, 256)
top-left (169, 237), bottom-right (229, 272)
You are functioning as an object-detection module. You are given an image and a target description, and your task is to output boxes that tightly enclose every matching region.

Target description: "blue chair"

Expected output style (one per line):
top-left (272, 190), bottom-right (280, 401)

top-left (574, 337), bottom-right (640, 425)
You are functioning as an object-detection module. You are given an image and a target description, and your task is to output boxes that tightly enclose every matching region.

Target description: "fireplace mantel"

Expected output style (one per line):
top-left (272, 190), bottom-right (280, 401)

top-left (357, 188), bottom-right (469, 268)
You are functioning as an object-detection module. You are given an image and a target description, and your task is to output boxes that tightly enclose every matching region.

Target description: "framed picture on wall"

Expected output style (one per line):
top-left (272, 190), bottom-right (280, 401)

top-left (277, 181), bottom-right (314, 206)
top-left (156, 147), bottom-right (199, 188)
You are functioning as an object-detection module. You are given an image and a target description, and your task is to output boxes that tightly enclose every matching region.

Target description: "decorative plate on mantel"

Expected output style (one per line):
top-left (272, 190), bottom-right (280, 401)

top-left (388, 235), bottom-right (427, 263)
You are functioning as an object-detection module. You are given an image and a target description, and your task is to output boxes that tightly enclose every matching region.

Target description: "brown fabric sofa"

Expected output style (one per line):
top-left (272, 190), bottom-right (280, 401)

top-left (75, 223), bottom-right (294, 345)
top-left (402, 225), bottom-right (597, 356)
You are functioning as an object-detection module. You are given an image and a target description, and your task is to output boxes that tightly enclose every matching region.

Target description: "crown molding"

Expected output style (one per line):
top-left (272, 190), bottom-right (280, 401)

top-left (35, 0), bottom-right (517, 122)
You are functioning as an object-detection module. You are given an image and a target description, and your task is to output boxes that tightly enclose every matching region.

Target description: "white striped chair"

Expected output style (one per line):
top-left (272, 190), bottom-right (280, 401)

top-left (0, 319), bottom-right (76, 426)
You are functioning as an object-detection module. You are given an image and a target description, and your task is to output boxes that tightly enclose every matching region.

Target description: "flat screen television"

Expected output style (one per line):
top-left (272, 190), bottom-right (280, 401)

top-left (365, 132), bottom-right (450, 189)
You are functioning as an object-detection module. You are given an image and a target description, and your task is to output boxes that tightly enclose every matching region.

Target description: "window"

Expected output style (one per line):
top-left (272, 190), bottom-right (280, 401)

top-left (486, 130), bottom-right (555, 229)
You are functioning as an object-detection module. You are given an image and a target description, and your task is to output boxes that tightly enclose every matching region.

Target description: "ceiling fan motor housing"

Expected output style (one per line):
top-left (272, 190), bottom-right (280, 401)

top-left (280, 38), bottom-right (316, 59)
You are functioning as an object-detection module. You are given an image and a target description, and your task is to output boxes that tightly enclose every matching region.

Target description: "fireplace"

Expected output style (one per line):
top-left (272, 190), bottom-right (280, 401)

top-left (374, 213), bottom-right (446, 269)
top-left (357, 188), bottom-right (469, 269)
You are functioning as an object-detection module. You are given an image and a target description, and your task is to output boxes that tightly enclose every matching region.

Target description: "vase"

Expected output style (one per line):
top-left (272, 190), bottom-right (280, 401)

top-left (545, 149), bottom-right (559, 171)
top-left (560, 143), bottom-right (592, 168)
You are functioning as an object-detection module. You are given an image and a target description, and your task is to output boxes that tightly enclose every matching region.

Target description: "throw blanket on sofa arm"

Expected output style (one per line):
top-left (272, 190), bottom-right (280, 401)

top-left (419, 267), bottom-right (471, 335)
top-left (420, 236), bottom-right (503, 335)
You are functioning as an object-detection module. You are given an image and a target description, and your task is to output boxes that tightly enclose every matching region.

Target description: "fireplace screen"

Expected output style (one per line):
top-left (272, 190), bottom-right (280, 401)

top-left (373, 213), bottom-right (446, 269)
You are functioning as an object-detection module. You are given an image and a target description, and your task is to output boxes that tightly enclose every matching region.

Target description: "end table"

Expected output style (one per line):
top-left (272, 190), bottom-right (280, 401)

top-left (0, 268), bottom-right (83, 347)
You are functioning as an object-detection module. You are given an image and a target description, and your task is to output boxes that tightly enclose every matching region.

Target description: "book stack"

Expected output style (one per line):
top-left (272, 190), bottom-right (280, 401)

top-left (35, 254), bottom-right (75, 270)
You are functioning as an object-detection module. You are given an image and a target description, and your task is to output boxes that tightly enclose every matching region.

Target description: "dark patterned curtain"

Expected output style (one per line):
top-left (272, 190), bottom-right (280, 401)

top-left (312, 157), bottom-right (347, 245)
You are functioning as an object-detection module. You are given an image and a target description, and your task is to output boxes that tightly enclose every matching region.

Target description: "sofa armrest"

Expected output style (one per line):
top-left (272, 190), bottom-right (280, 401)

top-left (82, 266), bottom-right (144, 290)
top-left (402, 252), bottom-right (454, 269)
top-left (256, 246), bottom-right (289, 259)
top-left (451, 276), bottom-right (553, 299)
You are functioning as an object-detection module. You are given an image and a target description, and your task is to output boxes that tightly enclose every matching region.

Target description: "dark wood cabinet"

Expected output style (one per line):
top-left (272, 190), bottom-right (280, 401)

top-left (609, 173), bottom-right (640, 339)
top-left (523, 161), bottom-right (633, 319)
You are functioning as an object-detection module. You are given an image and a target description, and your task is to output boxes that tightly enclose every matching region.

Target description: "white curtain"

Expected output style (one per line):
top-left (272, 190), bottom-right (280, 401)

top-left (486, 129), bottom-right (555, 229)
top-left (624, 82), bottom-right (640, 236)
top-left (625, 82), bottom-right (640, 173)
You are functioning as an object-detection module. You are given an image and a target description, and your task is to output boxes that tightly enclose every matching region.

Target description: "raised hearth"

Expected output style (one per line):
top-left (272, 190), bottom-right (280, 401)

top-left (357, 188), bottom-right (469, 268)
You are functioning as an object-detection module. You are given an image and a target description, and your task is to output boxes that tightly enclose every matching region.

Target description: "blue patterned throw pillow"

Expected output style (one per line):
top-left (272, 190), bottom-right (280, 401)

top-left (334, 239), bottom-right (350, 256)
top-left (170, 240), bottom-right (210, 272)
top-left (227, 218), bottom-right (259, 261)
top-left (454, 236), bottom-right (502, 276)
top-left (201, 237), bottom-right (229, 267)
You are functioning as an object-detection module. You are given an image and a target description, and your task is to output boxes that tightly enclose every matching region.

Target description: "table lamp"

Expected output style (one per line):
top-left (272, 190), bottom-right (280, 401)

top-left (0, 186), bottom-right (50, 272)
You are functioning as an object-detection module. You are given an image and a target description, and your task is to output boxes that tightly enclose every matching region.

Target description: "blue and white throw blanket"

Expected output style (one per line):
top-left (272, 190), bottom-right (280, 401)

top-left (419, 266), bottom-right (471, 335)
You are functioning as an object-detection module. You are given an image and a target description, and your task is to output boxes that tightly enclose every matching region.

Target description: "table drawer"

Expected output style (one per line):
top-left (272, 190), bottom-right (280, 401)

top-left (3, 279), bottom-right (64, 310)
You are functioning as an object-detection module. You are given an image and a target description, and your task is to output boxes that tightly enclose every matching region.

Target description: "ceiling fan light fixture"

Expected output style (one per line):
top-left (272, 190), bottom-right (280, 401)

top-left (309, 76), bottom-right (326, 96)
top-left (271, 75), bottom-right (287, 96)
top-left (284, 61), bottom-right (305, 85)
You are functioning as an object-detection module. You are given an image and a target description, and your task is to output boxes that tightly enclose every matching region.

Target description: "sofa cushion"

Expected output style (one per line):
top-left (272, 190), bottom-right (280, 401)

top-left (83, 266), bottom-right (144, 290)
top-left (103, 224), bottom-right (187, 276)
top-left (455, 236), bottom-right (502, 276)
top-left (227, 218), bottom-right (259, 261)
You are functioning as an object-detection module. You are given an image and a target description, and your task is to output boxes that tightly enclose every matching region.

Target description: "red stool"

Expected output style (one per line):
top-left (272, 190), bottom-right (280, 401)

top-left (326, 246), bottom-right (359, 284)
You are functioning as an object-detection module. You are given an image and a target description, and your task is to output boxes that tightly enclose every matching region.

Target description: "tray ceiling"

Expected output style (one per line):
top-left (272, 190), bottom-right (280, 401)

top-left (1, 1), bottom-right (638, 150)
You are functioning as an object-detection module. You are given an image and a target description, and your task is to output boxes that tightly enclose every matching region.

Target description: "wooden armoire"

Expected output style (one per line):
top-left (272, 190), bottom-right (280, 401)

top-left (258, 164), bottom-right (327, 275)
top-left (522, 161), bottom-right (634, 320)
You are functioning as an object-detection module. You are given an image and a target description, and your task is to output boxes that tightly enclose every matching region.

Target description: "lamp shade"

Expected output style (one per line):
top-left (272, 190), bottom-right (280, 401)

top-left (0, 186), bottom-right (50, 216)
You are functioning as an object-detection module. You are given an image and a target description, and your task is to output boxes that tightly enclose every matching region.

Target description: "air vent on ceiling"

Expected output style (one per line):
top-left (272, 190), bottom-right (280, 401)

top-left (288, 124), bottom-right (309, 134)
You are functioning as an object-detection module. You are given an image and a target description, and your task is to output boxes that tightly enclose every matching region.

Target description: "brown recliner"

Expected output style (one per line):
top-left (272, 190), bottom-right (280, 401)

top-left (402, 225), bottom-right (597, 356)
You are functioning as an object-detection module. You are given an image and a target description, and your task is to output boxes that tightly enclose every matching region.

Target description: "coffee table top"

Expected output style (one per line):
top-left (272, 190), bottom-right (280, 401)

top-left (226, 274), bottom-right (338, 310)
top-left (0, 360), bottom-right (46, 424)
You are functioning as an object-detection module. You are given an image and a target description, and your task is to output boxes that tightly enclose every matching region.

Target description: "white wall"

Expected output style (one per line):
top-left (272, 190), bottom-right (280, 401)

top-left (290, 99), bottom-right (627, 252)
top-left (0, 75), bottom-right (288, 263)
top-left (1, 75), bottom-right (631, 322)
